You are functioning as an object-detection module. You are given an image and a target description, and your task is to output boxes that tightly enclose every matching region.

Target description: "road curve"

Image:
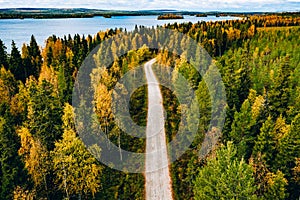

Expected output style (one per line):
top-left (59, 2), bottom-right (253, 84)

top-left (144, 58), bottom-right (173, 200)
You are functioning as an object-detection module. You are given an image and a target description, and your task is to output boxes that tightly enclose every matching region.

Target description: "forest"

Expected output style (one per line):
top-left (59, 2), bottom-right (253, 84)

top-left (157, 14), bottom-right (184, 20)
top-left (0, 8), bottom-right (224, 19)
top-left (0, 14), bottom-right (299, 199)
top-left (1, 8), bottom-right (295, 19)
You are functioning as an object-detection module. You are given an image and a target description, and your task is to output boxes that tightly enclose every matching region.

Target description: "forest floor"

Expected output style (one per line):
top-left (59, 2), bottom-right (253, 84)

top-left (144, 58), bottom-right (173, 200)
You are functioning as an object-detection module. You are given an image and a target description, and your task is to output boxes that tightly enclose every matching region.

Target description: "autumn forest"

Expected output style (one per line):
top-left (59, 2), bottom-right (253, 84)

top-left (0, 13), bottom-right (299, 199)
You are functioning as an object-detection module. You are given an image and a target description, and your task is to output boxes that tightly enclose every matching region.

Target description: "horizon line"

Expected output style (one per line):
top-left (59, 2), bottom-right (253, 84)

top-left (0, 7), bottom-right (300, 13)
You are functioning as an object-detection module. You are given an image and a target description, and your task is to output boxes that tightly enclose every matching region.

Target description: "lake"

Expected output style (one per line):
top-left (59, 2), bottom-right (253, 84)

top-left (0, 15), bottom-right (240, 51)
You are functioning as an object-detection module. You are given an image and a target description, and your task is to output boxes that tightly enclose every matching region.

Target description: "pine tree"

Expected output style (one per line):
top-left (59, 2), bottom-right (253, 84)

top-left (57, 65), bottom-right (67, 103)
top-left (193, 80), bottom-right (211, 149)
top-left (193, 142), bottom-right (257, 200)
top-left (267, 56), bottom-right (291, 118)
top-left (253, 116), bottom-right (275, 167)
top-left (230, 99), bottom-right (255, 159)
top-left (9, 40), bottom-right (24, 81)
top-left (276, 114), bottom-right (300, 198)
top-left (254, 115), bottom-right (290, 172)
top-left (28, 35), bottom-right (42, 78)
top-left (0, 39), bottom-right (8, 69)
top-left (0, 117), bottom-right (24, 199)
top-left (26, 79), bottom-right (63, 150)
top-left (276, 114), bottom-right (300, 173)
top-left (21, 43), bottom-right (32, 81)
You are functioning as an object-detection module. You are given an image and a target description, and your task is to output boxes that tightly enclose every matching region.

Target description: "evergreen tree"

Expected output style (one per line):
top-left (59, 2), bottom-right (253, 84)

top-left (276, 114), bottom-right (300, 198)
top-left (0, 117), bottom-right (24, 199)
top-left (28, 35), bottom-right (42, 78)
top-left (0, 39), bottom-right (8, 69)
top-left (9, 40), bottom-right (24, 81)
top-left (26, 79), bottom-right (63, 150)
top-left (267, 56), bottom-right (291, 118)
top-left (254, 116), bottom-right (290, 172)
top-left (253, 116), bottom-right (275, 166)
top-left (193, 142), bottom-right (257, 200)
top-left (21, 43), bottom-right (32, 81)
top-left (230, 99), bottom-right (255, 159)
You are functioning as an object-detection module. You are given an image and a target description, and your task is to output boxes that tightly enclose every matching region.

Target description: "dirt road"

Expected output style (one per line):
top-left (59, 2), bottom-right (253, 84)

top-left (144, 58), bottom-right (173, 200)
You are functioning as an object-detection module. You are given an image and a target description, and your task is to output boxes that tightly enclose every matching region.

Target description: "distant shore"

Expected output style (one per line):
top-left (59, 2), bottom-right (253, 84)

top-left (1, 8), bottom-right (298, 20)
top-left (157, 14), bottom-right (184, 20)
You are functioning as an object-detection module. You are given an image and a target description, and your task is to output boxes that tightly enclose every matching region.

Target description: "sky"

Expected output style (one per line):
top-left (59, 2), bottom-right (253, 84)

top-left (0, 0), bottom-right (299, 12)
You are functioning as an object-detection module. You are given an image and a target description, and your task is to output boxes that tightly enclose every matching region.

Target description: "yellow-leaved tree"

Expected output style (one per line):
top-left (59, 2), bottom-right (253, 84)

top-left (17, 126), bottom-right (50, 199)
top-left (51, 103), bottom-right (102, 199)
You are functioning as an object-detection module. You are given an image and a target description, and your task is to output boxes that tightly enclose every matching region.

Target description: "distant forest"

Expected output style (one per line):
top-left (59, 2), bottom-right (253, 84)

top-left (0, 8), bottom-right (299, 19)
top-left (0, 13), bottom-right (299, 199)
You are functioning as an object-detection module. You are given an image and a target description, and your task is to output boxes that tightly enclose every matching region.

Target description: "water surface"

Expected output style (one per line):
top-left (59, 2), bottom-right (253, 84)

top-left (0, 15), bottom-right (240, 50)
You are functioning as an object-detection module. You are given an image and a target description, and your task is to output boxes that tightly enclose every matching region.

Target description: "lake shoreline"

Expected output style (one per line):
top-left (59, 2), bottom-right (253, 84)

top-left (0, 8), bottom-right (278, 20)
top-left (0, 13), bottom-right (244, 20)
top-left (0, 15), bottom-right (241, 51)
